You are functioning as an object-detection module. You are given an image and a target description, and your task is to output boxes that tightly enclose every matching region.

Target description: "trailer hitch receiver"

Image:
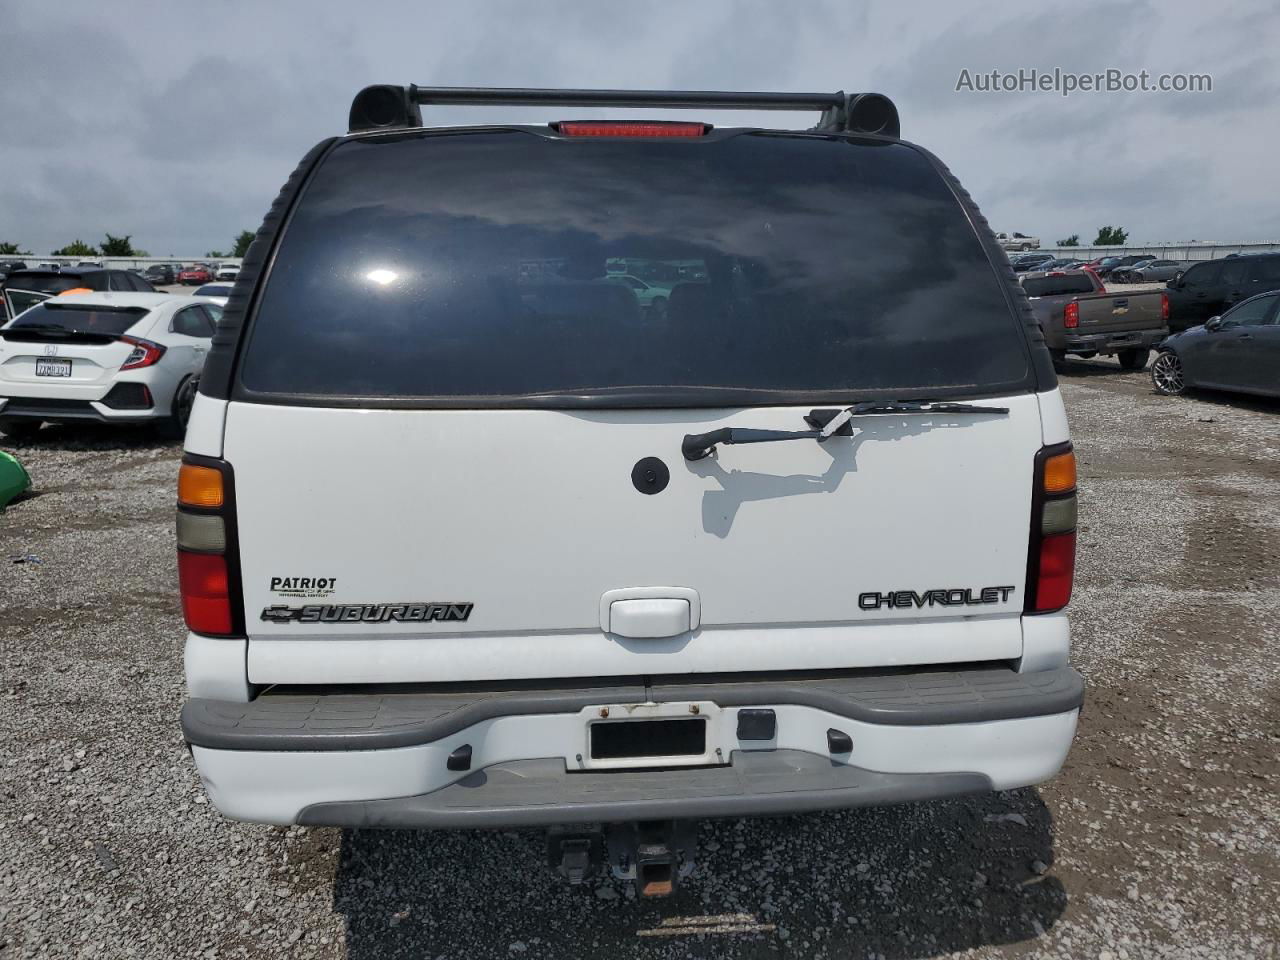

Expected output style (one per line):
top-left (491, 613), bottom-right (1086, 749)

top-left (606, 820), bottom-right (698, 898)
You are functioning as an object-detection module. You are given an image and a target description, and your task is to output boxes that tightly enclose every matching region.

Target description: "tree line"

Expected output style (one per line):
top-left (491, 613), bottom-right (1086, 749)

top-left (0, 231), bottom-right (256, 259)
top-left (1055, 226), bottom-right (1129, 247)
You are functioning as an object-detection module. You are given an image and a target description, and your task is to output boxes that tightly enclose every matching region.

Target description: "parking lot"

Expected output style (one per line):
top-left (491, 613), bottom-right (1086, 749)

top-left (1, 360), bottom-right (1277, 960)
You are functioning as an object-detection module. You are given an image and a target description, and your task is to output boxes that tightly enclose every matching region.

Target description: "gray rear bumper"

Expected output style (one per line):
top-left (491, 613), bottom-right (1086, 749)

top-left (1062, 328), bottom-right (1168, 354)
top-left (296, 752), bottom-right (991, 829)
top-left (182, 665), bottom-right (1085, 752)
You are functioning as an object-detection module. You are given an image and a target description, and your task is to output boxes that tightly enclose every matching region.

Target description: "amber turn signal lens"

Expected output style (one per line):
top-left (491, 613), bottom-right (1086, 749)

top-left (178, 463), bottom-right (224, 508)
top-left (1043, 450), bottom-right (1076, 494)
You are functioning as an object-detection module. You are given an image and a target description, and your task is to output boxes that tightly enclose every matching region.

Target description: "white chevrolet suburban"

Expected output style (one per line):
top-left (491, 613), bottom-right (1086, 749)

top-left (178, 86), bottom-right (1082, 897)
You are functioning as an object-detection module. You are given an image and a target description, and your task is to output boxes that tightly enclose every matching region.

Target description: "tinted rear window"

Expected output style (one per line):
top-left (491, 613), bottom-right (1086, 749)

top-left (1022, 274), bottom-right (1096, 297)
top-left (1250, 256), bottom-right (1280, 283)
top-left (239, 131), bottom-right (1031, 405)
top-left (7, 303), bottom-right (149, 335)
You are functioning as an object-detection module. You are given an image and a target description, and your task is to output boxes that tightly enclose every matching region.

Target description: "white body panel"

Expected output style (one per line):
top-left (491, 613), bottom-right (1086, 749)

top-left (1019, 611), bottom-right (1071, 673)
top-left (184, 633), bottom-right (250, 701)
top-left (184, 394), bottom-right (227, 457)
top-left (224, 391), bottom-right (1052, 683)
top-left (248, 615), bottom-right (1023, 685)
top-left (1037, 388), bottom-right (1071, 446)
top-left (192, 705), bottom-right (1079, 825)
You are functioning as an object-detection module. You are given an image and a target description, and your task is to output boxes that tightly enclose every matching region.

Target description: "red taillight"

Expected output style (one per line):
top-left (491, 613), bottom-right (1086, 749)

top-left (1033, 532), bottom-right (1076, 611)
top-left (1027, 444), bottom-right (1078, 614)
top-left (119, 336), bottom-right (166, 370)
top-left (1064, 302), bottom-right (1079, 329)
top-left (556, 121), bottom-right (708, 138)
top-left (1160, 292), bottom-right (1169, 321)
top-left (178, 551), bottom-right (232, 635)
top-left (177, 457), bottom-right (241, 637)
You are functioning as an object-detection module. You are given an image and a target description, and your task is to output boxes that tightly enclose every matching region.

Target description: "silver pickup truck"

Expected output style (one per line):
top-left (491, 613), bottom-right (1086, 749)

top-left (1019, 270), bottom-right (1169, 369)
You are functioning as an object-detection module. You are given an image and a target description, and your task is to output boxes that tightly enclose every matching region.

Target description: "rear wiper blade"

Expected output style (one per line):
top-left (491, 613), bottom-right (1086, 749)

top-left (811, 400), bottom-right (1010, 440)
top-left (681, 400), bottom-right (1009, 461)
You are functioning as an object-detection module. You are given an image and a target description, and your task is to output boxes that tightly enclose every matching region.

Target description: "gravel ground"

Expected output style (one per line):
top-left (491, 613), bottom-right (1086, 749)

top-left (1, 360), bottom-right (1277, 959)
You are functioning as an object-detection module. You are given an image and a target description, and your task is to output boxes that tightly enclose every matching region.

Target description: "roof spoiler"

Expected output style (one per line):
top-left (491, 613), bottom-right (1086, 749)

top-left (348, 85), bottom-right (899, 139)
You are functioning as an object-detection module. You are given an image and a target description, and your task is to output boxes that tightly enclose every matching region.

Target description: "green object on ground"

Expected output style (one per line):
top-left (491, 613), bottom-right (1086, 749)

top-left (0, 449), bottom-right (31, 509)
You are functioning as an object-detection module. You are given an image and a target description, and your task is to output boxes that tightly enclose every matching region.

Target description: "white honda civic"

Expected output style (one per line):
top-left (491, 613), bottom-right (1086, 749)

top-left (0, 292), bottom-right (222, 440)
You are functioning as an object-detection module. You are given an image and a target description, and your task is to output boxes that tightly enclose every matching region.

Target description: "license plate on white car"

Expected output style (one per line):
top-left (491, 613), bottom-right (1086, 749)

top-left (35, 358), bottom-right (72, 377)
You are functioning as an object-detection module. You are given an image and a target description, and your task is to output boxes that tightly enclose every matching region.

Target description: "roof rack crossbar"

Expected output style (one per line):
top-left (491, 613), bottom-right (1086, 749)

top-left (348, 85), bottom-right (900, 138)
top-left (409, 86), bottom-right (845, 111)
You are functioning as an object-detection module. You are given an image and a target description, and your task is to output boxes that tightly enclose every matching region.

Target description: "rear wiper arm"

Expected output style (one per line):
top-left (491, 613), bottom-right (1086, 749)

top-left (681, 400), bottom-right (1010, 461)
top-left (681, 426), bottom-right (821, 461)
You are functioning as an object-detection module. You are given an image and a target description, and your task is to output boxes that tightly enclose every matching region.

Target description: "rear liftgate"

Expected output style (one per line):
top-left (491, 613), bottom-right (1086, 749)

top-left (349, 82), bottom-right (904, 900)
top-left (350, 83), bottom-right (918, 899)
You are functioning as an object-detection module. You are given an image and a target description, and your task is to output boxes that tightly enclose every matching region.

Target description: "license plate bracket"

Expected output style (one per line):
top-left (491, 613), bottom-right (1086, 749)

top-left (35, 358), bottom-right (72, 378)
top-left (577, 701), bottom-right (723, 770)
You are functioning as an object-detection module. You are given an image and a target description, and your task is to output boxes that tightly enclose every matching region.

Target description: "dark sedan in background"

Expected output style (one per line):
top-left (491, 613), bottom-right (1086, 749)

top-left (1151, 291), bottom-right (1280, 399)
top-left (1109, 258), bottom-right (1158, 283)
top-left (1034, 258), bottom-right (1086, 272)
top-left (1010, 252), bottom-right (1055, 273)
top-left (144, 264), bottom-right (177, 285)
top-left (1098, 255), bottom-right (1156, 279)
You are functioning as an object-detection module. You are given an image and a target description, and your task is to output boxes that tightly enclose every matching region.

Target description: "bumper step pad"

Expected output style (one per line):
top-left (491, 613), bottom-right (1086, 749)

top-left (183, 666), bottom-right (1084, 752)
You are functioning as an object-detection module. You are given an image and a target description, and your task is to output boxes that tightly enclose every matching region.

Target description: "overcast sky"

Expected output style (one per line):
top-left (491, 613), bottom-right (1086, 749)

top-left (2, 0), bottom-right (1276, 257)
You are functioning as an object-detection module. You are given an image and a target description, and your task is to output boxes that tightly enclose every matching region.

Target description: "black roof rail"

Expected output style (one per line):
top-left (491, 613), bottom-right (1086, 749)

top-left (348, 85), bottom-right (899, 139)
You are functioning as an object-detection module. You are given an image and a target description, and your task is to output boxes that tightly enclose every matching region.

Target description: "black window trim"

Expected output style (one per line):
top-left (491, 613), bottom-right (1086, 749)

top-left (214, 126), bottom-right (1054, 410)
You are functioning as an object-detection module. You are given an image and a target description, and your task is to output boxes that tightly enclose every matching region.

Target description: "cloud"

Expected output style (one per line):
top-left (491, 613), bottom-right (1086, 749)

top-left (0, 0), bottom-right (1277, 254)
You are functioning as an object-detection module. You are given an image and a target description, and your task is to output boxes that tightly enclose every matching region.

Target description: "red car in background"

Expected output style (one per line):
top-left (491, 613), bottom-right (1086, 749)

top-left (178, 265), bottom-right (212, 285)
